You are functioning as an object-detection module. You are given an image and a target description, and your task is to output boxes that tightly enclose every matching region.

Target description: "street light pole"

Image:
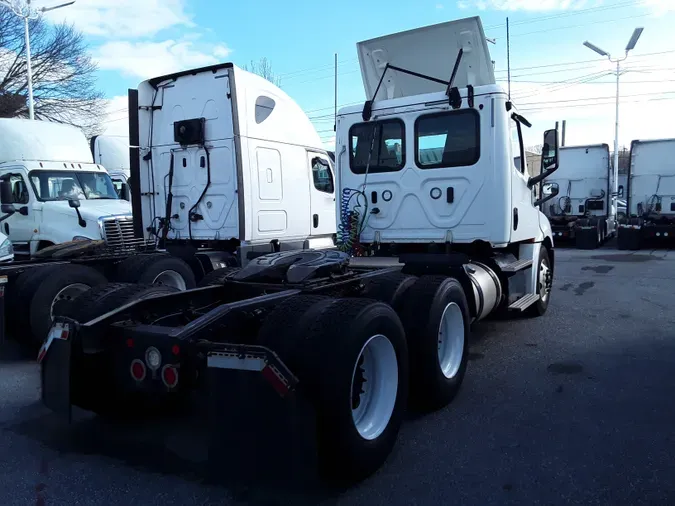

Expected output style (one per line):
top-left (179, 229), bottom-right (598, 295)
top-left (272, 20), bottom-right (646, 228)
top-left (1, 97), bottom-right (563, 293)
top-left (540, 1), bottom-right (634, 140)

top-left (0, 0), bottom-right (76, 120)
top-left (583, 27), bottom-right (644, 201)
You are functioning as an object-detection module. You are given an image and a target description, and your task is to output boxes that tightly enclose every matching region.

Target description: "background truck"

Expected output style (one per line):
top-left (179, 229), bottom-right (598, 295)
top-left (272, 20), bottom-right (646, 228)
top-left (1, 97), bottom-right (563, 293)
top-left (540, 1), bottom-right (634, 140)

top-left (39, 16), bottom-right (561, 487)
top-left (0, 118), bottom-right (134, 259)
top-left (618, 138), bottom-right (675, 249)
top-left (541, 144), bottom-right (616, 249)
top-left (90, 135), bottom-right (131, 201)
top-left (0, 65), bottom-right (336, 348)
top-left (129, 62), bottom-right (337, 265)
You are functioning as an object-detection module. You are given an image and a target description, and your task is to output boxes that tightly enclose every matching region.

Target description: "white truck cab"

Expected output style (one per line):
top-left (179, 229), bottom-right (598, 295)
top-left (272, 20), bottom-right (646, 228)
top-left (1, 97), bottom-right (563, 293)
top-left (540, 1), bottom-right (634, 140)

top-left (618, 138), bottom-right (675, 249)
top-left (336, 16), bottom-right (560, 315)
top-left (91, 135), bottom-right (131, 201)
top-left (130, 63), bottom-right (336, 265)
top-left (542, 144), bottom-right (617, 248)
top-left (0, 119), bottom-right (133, 258)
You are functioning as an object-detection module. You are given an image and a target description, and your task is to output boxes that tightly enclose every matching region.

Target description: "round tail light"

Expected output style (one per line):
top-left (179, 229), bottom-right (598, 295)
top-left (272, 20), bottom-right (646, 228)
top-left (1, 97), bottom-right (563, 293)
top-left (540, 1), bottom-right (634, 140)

top-left (130, 359), bottom-right (146, 381)
top-left (161, 365), bottom-right (178, 389)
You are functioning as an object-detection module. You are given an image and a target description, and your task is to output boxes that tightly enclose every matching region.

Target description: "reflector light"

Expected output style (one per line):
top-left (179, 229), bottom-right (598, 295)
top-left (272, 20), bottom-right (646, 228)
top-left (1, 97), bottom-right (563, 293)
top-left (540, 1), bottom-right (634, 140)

top-left (161, 365), bottom-right (178, 388)
top-left (171, 345), bottom-right (180, 356)
top-left (130, 359), bottom-right (146, 381)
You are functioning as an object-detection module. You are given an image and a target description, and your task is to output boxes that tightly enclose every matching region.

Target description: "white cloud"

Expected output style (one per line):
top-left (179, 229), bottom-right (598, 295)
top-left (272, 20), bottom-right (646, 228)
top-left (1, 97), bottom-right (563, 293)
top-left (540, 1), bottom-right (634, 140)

top-left (457, 0), bottom-right (590, 10)
top-left (39, 0), bottom-right (192, 38)
top-left (640, 0), bottom-right (675, 15)
top-left (436, 3), bottom-right (445, 8)
top-left (100, 95), bottom-right (130, 139)
top-left (94, 39), bottom-right (231, 80)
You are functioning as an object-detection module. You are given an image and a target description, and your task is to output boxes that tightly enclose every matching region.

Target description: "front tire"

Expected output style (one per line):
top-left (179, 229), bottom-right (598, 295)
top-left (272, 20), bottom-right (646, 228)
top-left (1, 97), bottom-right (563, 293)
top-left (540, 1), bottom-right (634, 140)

top-left (525, 246), bottom-right (552, 317)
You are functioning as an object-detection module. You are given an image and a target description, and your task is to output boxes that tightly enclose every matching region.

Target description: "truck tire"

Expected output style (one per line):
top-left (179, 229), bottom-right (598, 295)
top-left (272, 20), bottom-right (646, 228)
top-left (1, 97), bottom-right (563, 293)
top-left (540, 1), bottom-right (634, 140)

top-left (400, 276), bottom-right (470, 412)
top-left (524, 246), bottom-right (552, 318)
top-left (28, 265), bottom-right (107, 346)
top-left (359, 272), bottom-right (417, 312)
top-left (115, 254), bottom-right (196, 290)
top-left (197, 267), bottom-right (240, 287)
top-left (8, 265), bottom-right (60, 331)
top-left (258, 296), bottom-right (408, 485)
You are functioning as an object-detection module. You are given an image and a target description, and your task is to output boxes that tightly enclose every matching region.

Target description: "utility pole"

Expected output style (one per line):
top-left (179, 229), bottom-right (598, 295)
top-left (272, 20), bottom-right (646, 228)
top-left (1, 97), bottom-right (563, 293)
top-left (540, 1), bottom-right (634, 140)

top-left (0, 0), bottom-right (76, 120)
top-left (583, 27), bottom-right (644, 199)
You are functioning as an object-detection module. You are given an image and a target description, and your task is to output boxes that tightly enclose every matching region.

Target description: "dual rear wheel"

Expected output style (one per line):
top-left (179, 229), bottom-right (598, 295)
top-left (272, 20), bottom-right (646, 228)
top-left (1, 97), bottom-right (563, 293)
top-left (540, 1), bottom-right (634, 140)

top-left (257, 274), bottom-right (470, 484)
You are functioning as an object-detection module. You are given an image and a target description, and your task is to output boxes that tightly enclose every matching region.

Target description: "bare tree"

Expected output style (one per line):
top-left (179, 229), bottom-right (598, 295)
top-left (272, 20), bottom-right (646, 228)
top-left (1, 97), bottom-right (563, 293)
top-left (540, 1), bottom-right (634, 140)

top-left (527, 144), bottom-right (543, 155)
top-left (242, 57), bottom-right (281, 87)
top-left (0, 9), bottom-right (105, 137)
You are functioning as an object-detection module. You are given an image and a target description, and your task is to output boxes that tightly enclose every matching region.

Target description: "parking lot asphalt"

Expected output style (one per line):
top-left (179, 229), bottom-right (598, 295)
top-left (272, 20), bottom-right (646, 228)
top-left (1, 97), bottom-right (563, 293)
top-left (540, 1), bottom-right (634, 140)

top-left (2, 243), bottom-right (675, 506)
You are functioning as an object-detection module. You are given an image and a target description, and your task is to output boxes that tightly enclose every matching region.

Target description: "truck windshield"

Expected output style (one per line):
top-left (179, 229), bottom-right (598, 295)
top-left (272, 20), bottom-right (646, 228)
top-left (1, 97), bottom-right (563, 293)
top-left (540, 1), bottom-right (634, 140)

top-left (29, 170), bottom-right (119, 201)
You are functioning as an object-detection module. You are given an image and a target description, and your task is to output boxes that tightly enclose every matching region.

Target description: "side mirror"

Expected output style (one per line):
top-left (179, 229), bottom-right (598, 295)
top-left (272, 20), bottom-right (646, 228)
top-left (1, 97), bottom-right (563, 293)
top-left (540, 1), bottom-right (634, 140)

top-left (534, 182), bottom-right (559, 207)
top-left (527, 128), bottom-right (560, 188)
top-left (618, 185), bottom-right (624, 198)
top-left (0, 180), bottom-right (13, 205)
top-left (68, 198), bottom-right (81, 209)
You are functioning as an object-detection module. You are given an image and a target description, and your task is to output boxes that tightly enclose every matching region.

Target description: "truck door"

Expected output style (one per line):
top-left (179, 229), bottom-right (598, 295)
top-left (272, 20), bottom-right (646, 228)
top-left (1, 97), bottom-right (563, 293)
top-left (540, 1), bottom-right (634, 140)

top-left (1, 172), bottom-right (36, 253)
top-left (307, 152), bottom-right (336, 236)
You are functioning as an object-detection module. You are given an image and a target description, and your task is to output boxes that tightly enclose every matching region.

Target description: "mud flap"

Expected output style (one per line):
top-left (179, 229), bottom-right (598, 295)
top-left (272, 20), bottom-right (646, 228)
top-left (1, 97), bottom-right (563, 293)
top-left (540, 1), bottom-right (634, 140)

top-left (40, 337), bottom-right (73, 422)
top-left (205, 355), bottom-right (319, 489)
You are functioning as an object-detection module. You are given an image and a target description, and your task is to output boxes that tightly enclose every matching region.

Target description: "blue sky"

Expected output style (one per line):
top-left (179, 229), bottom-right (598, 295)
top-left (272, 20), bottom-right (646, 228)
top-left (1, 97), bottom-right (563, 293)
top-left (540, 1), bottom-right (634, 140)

top-left (40, 0), bottom-right (675, 150)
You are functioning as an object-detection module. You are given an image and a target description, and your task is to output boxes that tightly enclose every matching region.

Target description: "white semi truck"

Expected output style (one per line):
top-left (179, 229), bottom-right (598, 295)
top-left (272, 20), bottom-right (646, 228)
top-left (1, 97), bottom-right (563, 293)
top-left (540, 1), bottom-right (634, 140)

top-left (39, 16), bottom-right (560, 486)
top-left (0, 119), bottom-right (134, 259)
top-left (0, 66), bottom-right (336, 346)
top-left (618, 138), bottom-right (675, 249)
top-left (90, 135), bottom-right (131, 201)
top-left (542, 144), bottom-right (616, 249)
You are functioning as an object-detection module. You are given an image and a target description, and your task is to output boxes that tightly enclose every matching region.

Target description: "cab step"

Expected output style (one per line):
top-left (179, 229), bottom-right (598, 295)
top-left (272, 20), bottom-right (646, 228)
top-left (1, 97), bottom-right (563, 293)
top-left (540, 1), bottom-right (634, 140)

top-left (501, 258), bottom-right (533, 273)
top-left (508, 293), bottom-right (540, 311)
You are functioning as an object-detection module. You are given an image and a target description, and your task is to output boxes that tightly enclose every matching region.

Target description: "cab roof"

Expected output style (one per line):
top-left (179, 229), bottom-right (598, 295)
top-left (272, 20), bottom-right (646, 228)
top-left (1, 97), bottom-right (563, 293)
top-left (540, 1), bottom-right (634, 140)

top-left (0, 118), bottom-right (93, 165)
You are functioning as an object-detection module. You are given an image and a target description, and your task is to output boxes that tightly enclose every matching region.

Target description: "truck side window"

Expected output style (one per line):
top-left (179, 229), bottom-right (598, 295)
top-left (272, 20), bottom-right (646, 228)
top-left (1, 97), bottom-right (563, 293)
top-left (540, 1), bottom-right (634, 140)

top-left (9, 175), bottom-right (29, 204)
top-left (511, 118), bottom-right (525, 174)
top-left (311, 157), bottom-right (334, 194)
top-left (349, 119), bottom-right (405, 174)
top-left (415, 109), bottom-right (480, 169)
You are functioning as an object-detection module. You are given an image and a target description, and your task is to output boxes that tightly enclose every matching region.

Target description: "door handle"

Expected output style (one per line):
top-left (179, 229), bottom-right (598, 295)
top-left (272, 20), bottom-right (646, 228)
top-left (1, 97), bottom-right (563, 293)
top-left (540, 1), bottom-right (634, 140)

top-left (446, 187), bottom-right (454, 203)
top-left (313, 214), bottom-right (319, 228)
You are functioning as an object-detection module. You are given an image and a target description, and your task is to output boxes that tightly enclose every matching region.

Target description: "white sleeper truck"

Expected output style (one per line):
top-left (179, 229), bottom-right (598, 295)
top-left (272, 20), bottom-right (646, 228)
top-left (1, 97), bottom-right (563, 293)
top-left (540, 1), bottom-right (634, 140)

top-left (0, 67), bottom-right (336, 347)
top-left (618, 138), bottom-right (675, 249)
top-left (39, 17), bottom-right (560, 487)
top-left (129, 63), bottom-right (337, 267)
top-left (542, 144), bottom-right (616, 249)
top-left (0, 118), bottom-right (133, 258)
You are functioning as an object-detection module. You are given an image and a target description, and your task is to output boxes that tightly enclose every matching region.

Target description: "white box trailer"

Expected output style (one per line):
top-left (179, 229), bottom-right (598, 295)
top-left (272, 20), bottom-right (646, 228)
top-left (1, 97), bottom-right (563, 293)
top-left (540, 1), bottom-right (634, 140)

top-left (618, 138), bottom-right (675, 249)
top-left (542, 144), bottom-right (616, 248)
top-left (129, 63), bottom-right (337, 266)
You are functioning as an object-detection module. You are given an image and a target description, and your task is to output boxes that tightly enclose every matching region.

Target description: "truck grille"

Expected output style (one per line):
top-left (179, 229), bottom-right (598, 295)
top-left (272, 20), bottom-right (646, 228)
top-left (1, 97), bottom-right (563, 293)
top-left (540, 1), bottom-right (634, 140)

top-left (100, 216), bottom-right (137, 249)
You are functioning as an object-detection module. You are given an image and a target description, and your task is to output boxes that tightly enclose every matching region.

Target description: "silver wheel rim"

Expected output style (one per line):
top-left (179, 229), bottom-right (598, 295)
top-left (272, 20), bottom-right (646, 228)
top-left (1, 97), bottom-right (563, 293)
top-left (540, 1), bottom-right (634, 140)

top-left (351, 334), bottom-right (398, 441)
top-left (437, 302), bottom-right (465, 379)
top-left (152, 270), bottom-right (187, 290)
top-left (50, 283), bottom-right (90, 319)
top-left (539, 257), bottom-right (551, 303)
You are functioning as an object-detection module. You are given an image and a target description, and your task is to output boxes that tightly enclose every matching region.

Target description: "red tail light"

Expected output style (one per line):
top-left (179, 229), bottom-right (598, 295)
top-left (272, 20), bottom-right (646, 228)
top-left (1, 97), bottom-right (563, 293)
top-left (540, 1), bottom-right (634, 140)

top-left (130, 359), bottom-right (146, 381)
top-left (161, 365), bottom-right (178, 389)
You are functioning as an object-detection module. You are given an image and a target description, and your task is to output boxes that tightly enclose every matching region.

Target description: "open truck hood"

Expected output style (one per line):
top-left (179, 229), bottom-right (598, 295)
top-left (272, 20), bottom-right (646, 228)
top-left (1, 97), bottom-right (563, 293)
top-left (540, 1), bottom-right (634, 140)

top-left (357, 16), bottom-right (496, 101)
